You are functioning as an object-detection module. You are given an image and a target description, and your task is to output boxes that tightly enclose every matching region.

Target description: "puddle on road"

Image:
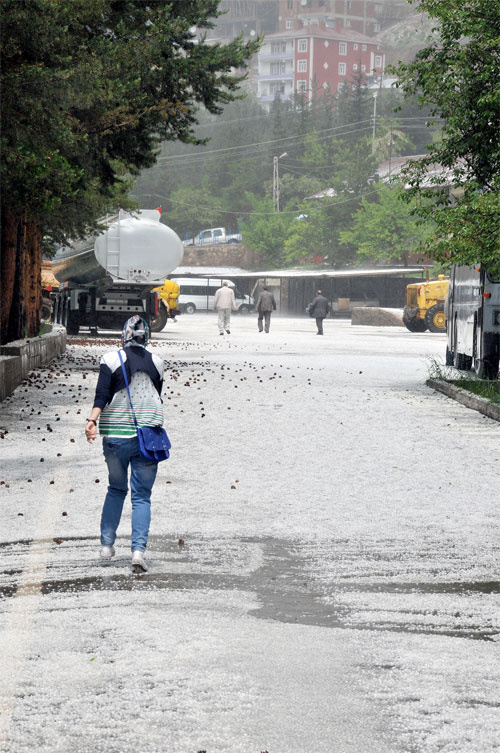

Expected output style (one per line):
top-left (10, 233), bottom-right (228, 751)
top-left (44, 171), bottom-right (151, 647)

top-left (0, 535), bottom-right (498, 641)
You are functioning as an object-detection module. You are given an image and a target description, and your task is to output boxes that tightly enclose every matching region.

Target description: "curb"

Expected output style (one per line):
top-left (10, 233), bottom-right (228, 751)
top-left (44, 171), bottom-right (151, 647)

top-left (426, 378), bottom-right (500, 422)
top-left (0, 326), bottom-right (67, 401)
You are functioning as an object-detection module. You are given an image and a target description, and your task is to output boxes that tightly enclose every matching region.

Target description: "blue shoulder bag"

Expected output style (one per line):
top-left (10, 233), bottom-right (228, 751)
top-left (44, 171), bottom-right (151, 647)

top-left (118, 350), bottom-right (171, 463)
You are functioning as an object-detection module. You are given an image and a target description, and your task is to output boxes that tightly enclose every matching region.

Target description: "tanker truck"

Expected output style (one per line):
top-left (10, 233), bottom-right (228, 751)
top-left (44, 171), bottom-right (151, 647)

top-left (51, 209), bottom-right (183, 335)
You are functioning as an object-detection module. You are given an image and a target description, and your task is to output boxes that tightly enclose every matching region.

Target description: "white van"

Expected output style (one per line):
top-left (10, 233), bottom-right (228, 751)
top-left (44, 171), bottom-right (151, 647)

top-left (172, 278), bottom-right (254, 314)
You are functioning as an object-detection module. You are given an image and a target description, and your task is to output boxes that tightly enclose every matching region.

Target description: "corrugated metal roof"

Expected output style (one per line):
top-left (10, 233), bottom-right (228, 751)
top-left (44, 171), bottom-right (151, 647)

top-left (170, 266), bottom-right (425, 279)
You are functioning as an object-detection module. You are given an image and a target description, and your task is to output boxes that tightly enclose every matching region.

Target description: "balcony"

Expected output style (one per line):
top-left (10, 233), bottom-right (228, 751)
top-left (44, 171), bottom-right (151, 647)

top-left (259, 52), bottom-right (294, 61)
top-left (258, 72), bottom-right (294, 81)
top-left (259, 93), bottom-right (292, 102)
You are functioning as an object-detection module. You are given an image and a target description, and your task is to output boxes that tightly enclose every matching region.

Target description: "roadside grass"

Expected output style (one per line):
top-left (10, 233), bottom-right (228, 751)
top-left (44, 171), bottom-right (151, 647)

top-left (428, 358), bottom-right (500, 404)
top-left (38, 322), bottom-right (53, 336)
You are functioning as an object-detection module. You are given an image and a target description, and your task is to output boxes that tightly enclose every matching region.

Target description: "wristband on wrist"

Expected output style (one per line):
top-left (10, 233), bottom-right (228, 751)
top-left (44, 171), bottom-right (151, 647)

top-left (86, 419), bottom-right (97, 425)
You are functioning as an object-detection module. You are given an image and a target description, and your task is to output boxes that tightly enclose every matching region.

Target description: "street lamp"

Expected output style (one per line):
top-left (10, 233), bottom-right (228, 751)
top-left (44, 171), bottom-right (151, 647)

top-left (371, 92), bottom-right (378, 154)
top-left (273, 152), bottom-right (288, 212)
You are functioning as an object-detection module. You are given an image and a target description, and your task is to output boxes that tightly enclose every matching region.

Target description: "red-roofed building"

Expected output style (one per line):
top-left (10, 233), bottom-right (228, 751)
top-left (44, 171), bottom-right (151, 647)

top-left (278, 0), bottom-right (411, 36)
top-left (257, 26), bottom-right (385, 108)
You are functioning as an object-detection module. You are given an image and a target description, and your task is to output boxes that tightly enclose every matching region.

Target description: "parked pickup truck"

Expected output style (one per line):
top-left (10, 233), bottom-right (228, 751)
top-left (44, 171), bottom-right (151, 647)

top-left (183, 227), bottom-right (241, 246)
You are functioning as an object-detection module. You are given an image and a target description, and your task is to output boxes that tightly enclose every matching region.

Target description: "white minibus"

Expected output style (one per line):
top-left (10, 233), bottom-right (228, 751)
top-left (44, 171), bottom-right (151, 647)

top-left (172, 278), bottom-right (254, 314)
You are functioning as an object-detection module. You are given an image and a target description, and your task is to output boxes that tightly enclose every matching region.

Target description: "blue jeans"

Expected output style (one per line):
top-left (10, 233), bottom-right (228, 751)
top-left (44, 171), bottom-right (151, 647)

top-left (101, 436), bottom-right (158, 552)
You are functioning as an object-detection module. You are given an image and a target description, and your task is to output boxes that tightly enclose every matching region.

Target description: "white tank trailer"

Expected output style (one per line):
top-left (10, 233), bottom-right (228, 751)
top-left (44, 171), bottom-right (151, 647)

top-left (51, 209), bottom-right (183, 335)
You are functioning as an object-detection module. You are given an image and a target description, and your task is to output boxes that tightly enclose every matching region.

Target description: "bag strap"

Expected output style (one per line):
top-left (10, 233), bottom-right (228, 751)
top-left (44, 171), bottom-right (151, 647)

top-left (117, 349), bottom-right (139, 431)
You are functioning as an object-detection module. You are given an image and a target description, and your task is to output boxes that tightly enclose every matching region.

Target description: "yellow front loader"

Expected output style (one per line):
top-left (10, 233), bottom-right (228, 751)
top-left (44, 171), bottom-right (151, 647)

top-left (150, 279), bottom-right (181, 332)
top-left (403, 274), bottom-right (449, 333)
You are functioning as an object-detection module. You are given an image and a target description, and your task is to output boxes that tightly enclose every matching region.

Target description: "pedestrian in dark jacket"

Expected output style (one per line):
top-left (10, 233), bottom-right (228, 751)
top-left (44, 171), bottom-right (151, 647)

top-left (308, 290), bottom-right (330, 334)
top-left (255, 286), bottom-right (277, 333)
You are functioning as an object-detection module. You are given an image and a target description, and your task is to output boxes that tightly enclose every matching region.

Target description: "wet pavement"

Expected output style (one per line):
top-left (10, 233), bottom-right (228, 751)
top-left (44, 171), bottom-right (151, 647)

top-left (1, 315), bottom-right (499, 753)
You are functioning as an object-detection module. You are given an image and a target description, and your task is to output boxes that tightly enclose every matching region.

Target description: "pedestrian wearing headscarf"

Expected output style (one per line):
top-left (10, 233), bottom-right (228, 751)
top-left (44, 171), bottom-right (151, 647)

top-left (85, 315), bottom-right (164, 572)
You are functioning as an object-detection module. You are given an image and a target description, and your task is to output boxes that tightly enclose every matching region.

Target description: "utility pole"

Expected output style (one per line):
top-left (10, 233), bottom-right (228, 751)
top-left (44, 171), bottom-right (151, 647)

top-left (388, 119), bottom-right (393, 177)
top-left (371, 92), bottom-right (378, 155)
top-left (273, 152), bottom-right (287, 212)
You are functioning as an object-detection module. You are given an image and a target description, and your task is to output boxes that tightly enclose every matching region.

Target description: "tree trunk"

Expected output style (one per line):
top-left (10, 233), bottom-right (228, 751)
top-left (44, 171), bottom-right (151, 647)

top-left (26, 222), bottom-right (42, 337)
top-left (0, 212), bottom-right (42, 344)
top-left (0, 211), bottom-right (20, 344)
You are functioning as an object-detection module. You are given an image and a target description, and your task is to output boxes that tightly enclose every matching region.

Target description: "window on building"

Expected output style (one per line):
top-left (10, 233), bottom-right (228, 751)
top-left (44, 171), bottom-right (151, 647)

top-left (297, 59), bottom-right (307, 72)
top-left (353, 43), bottom-right (358, 50)
top-left (297, 80), bottom-right (307, 92)
top-left (353, 63), bottom-right (358, 70)
top-left (298, 39), bottom-right (307, 52)
top-left (271, 62), bottom-right (287, 74)
top-left (361, 64), bottom-right (366, 72)
top-left (339, 42), bottom-right (347, 55)
top-left (270, 82), bottom-right (286, 94)
top-left (345, 19), bottom-right (351, 27)
top-left (362, 44), bottom-right (367, 51)
top-left (373, 22), bottom-right (380, 32)
top-left (271, 41), bottom-right (287, 54)
top-left (375, 55), bottom-right (382, 67)
top-left (375, 3), bottom-right (382, 12)
top-left (286, 19), bottom-right (293, 29)
top-left (338, 62), bottom-right (346, 75)
top-left (287, 0), bottom-right (293, 7)
top-left (346, 0), bottom-right (351, 8)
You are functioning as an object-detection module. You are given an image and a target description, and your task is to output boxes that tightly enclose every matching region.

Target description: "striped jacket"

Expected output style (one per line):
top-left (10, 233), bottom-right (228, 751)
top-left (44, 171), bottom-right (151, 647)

top-left (93, 346), bottom-right (164, 438)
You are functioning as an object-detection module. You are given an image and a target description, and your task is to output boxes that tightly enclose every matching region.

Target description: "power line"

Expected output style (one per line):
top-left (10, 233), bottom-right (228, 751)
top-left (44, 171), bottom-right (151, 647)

top-left (148, 123), bottom-right (376, 170)
top-left (150, 121), bottom-right (442, 169)
top-left (154, 118), bottom-right (374, 163)
top-left (134, 188), bottom-right (380, 216)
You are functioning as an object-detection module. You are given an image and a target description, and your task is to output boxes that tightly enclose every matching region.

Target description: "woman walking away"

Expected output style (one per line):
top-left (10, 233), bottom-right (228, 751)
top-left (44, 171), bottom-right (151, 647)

top-left (85, 315), bottom-right (164, 573)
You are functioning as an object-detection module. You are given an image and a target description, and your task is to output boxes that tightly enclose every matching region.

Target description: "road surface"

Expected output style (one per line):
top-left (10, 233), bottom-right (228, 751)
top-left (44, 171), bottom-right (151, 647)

top-left (1, 314), bottom-right (498, 753)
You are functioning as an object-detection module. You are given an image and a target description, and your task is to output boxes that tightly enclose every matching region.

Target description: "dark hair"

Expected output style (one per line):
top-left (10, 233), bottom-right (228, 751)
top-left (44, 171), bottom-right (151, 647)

top-left (263, 286), bottom-right (268, 291)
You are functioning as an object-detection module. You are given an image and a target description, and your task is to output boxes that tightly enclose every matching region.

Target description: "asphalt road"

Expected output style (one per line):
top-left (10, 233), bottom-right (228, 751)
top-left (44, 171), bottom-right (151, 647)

top-left (1, 314), bottom-right (499, 753)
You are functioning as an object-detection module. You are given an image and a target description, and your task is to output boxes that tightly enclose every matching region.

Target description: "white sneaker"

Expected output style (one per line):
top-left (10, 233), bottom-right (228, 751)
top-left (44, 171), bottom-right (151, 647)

top-left (131, 550), bottom-right (148, 573)
top-left (100, 545), bottom-right (115, 560)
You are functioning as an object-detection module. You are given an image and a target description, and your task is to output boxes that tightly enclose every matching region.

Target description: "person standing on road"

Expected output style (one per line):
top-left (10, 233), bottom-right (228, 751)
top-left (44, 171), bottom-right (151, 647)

top-left (213, 281), bottom-right (236, 335)
top-left (85, 315), bottom-right (164, 572)
top-left (307, 289), bottom-right (330, 335)
top-left (255, 285), bottom-right (277, 333)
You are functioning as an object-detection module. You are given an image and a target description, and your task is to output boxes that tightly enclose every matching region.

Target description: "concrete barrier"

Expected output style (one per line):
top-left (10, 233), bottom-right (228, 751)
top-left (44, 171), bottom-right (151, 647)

top-left (0, 326), bottom-right (66, 401)
top-left (351, 307), bottom-right (404, 327)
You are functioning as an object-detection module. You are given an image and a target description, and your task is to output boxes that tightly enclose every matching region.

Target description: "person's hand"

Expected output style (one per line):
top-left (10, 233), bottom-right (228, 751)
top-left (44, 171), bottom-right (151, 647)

top-left (85, 420), bottom-right (97, 443)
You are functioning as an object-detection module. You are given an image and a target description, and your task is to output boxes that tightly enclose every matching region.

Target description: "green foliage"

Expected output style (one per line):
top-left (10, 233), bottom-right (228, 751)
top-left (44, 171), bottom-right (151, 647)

top-left (0, 0), bottom-right (260, 244)
top-left (423, 187), bottom-right (500, 276)
top-left (240, 195), bottom-right (293, 268)
top-left (389, 0), bottom-right (500, 268)
top-left (339, 183), bottom-right (433, 264)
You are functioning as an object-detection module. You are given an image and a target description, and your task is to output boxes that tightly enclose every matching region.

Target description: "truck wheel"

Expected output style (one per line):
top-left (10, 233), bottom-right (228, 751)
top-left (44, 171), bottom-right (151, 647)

top-left (184, 302), bottom-right (196, 314)
top-left (150, 305), bottom-right (168, 332)
top-left (238, 304), bottom-right (250, 315)
top-left (41, 297), bottom-right (52, 321)
top-left (403, 310), bottom-right (427, 332)
top-left (424, 304), bottom-right (446, 333)
top-left (476, 358), bottom-right (499, 380)
top-left (66, 308), bottom-right (80, 336)
top-left (454, 351), bottom-right (468, 370)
